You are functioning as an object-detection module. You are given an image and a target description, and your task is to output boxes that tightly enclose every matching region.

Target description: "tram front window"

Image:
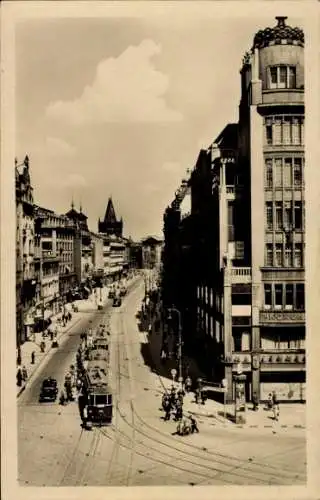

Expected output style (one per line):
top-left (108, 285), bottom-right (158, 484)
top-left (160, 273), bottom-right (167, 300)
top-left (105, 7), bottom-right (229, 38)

top-left (96, 395), bottom-right (107, 405)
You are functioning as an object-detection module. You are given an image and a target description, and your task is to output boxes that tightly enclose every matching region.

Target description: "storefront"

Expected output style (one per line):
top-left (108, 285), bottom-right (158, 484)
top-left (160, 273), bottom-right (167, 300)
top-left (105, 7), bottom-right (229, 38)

top-left (260, 370), bottom-right (306, 402)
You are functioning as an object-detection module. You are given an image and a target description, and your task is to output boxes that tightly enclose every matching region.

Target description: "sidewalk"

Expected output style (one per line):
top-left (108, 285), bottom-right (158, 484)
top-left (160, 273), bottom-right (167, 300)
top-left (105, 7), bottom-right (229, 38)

top-left (140, 301), bottom-right (306, 433)
top-left (16, 285), bottom-right (111, 397)
top-left (182, 392), bottom-right (305, 431)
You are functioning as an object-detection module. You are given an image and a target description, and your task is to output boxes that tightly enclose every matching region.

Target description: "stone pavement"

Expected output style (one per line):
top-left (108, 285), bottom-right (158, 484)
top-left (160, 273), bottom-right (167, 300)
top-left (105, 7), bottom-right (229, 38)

top-left (16, 286), bottom-right (110, 397)
top-left (182, 392), bottom-right (306, 432)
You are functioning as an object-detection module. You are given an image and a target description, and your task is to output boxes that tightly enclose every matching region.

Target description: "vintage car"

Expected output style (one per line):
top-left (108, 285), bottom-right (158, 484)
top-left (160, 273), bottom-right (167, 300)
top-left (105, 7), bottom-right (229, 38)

top-left (39, 377), bottom-right (58, 402)
top-left (112, 297), bottom-right (122, 307)
top-left (108, 289), bottom-right (115, 299)
top-left (119, 287), bottom-right (127, 297)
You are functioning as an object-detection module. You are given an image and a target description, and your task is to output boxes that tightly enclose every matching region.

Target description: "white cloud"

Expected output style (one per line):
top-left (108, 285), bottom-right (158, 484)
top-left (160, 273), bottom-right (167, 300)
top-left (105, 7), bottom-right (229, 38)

top-left (45, 136), bottom-right (76, 157)
top-left (46, 39), bottom-right (183, 125)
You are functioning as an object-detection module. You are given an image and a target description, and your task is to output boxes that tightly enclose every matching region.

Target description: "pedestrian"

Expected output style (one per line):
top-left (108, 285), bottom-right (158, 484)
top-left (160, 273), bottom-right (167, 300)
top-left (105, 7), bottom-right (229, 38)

top-left (267, 393), bottom-right (273, 410)
top-left (189, 415), bottom-right (199, 433)
top-left (252, 393), bottom-right (259, 411)
top-left (185, 376), bottom-right (192, 393)
top-left (272, 390), bottom-right (279, 406)
top-left (22, 365), bottom-right (28, 381)
top-left (17, 368), bottom-right (23, 387)
top-left (31, 351), bottom-right (35, 364)
top-left (59, 390), bottom-right (65, 405)
top-left (50, 330), bottom-right (54, 341)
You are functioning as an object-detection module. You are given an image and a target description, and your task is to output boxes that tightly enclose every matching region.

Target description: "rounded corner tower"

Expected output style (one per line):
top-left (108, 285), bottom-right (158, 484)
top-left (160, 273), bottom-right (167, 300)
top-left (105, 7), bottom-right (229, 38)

top-left (237, 16), bottom-right (305, 402)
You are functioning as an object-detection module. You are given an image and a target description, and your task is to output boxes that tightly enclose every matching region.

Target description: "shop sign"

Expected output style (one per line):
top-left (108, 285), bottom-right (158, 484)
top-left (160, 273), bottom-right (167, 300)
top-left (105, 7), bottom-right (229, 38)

top-left (260, 311), bottom-right (305, 323)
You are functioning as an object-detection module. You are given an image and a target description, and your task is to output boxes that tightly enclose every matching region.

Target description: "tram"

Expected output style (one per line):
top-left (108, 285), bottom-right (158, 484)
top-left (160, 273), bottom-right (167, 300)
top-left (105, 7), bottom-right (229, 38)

top-left (82, 359), bottom-right (113, 425)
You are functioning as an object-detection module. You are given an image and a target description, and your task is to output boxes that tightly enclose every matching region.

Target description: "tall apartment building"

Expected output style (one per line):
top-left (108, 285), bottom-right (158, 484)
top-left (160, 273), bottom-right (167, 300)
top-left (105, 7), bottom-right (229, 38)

top-left (162, 17), bottom-right (305, 403)
top-left (141, 237), bottom-right (163, 270)
top-left (15, 156), bottom-right (36, 345)
top-left (34, 206), bottom-right (77, 304)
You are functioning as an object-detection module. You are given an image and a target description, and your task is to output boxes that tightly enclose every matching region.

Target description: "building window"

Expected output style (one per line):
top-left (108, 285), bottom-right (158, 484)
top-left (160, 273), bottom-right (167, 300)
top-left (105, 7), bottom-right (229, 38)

top-left (264, 284), bottom-right (272, 309)
top-left (235, 241), bottom-right (245, 259)
top-left (268, 65), bottom-right (296, 89)
top-left (292, 118), bottom-right (301, 145)
top-left (275, 284), bottom-right (283, 308)
top-left (284, 244), bottom-right (293, 267)
top-left (273, 118), bottom-right (282, 145)
top-left (282, 117), bottom-right (291, 144)
top-left (265, 123), bottom-right (273, 145)
top-left (294, 158), bottom-right (303, 186)
top-left (263, 117), bottom-right (304, 146)
top-left (283, 158), bottom-right (292, 187)
top-left (294, 201), bottom-right (302, 230)
top-left (296, 284), bottom-right (305, 310)
top-left (275, 202), bottom-right (283, 230)
top-left (294, 243), bottom-right (303, 267)
top-left (265, 159), bottom-right (273, 188)
top-left (266, 202), bottom-right (273, 230)
top-left (275, 243), bottom-right (283, 267)
top-left (266, 244), bottom-right (273, 266)
top-left (284, 201), bottom-right (292, 230)
top-left (285, 284), bottom-right (294, 309)
top-left (275, 158), bottom-right (282, 187)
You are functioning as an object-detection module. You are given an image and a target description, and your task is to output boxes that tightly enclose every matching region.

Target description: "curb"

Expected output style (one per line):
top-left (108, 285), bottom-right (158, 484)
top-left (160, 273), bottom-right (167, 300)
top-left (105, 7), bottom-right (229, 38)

top-left (17, 316), bottom-right (82, 398)
top-left (186, 409), bottom-right (305, 431)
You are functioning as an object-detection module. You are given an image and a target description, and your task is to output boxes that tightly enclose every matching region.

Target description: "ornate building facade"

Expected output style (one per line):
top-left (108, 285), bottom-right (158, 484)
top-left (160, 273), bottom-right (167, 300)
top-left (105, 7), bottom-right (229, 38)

top-left (16, 156), bottom-right (36, 345)
top-left (162, 17), bottom-right (305, 403)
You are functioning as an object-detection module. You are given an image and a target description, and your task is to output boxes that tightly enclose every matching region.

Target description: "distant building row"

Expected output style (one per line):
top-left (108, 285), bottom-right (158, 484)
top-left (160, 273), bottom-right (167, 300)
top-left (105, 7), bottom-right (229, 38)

top-left (162, 17), bottom-right (305, 403)
top-left (16, 157), bottom-right (162, 347)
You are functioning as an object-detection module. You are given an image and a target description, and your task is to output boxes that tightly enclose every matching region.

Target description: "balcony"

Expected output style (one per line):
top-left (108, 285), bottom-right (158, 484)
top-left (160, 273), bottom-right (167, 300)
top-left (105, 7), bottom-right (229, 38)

top-left (260, 310), bottom-right (305, 325)
top-left (260, 89), bottom-right (304, 107)
top-left (230, 267), bottom-right (252, 284)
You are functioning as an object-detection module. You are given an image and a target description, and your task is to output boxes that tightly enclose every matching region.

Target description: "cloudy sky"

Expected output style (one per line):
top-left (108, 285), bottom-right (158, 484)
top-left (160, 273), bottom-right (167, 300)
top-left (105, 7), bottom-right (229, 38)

top-left (15, 11), bottom-right (301, 240)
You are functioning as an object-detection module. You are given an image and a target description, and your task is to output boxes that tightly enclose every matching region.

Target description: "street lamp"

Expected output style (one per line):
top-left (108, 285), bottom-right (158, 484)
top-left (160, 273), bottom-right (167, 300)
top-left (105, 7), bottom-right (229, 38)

top-left (167, 306), bottom-right (183, 390)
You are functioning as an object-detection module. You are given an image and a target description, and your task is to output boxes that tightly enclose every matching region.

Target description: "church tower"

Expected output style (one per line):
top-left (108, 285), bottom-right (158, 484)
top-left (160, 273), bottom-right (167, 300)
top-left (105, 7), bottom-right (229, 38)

top-left (98, 197), bottom-right (123, 237)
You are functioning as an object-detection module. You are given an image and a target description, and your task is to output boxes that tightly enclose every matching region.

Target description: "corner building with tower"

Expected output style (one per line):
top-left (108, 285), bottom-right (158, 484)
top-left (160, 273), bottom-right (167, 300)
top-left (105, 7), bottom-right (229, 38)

top-left (222, 16), bottom-right (305, 403)
top-left (161, 17), bottom-right (305, 403)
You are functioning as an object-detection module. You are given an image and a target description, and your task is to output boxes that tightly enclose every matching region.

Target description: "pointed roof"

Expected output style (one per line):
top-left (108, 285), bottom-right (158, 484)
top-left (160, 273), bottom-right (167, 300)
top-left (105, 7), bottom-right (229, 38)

top-left (104, 197), bottom-right (117, 224)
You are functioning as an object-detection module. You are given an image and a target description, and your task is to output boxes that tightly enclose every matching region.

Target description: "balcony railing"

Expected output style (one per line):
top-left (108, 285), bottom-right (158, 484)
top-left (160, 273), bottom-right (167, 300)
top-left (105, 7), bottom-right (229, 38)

top-left (229, 267), bottom-right (252, 284)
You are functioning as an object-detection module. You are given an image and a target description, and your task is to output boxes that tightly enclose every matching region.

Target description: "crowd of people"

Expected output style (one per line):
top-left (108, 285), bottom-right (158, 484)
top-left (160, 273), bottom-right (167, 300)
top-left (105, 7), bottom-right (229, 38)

top-left (161, 384), bottom-right (199, 436)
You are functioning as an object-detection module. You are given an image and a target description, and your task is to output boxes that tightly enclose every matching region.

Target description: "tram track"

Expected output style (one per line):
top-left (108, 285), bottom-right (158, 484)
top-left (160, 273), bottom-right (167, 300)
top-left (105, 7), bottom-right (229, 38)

top-left (111, 400), bottom-right (303, 485)
top-left (57, 306), bottom-right (111, 486)
top-left (111, 284), bottom-right (305, 485)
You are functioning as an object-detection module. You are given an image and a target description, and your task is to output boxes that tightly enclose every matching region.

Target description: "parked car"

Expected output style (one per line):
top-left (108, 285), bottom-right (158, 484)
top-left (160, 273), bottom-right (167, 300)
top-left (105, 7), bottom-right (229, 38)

top-left (108, 290), bottom-right (115, 299)
top-left (39, 377), bottom-right (58, 402)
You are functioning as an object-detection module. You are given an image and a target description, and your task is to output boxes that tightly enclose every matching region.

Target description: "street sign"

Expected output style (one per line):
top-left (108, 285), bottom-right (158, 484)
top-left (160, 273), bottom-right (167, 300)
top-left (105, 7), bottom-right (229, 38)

top-left (171, 368), bottom-right (177, 378)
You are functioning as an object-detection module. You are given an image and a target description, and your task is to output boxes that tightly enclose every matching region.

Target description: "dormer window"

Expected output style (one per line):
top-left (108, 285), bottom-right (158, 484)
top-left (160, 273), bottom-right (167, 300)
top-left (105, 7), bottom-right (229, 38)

top-left (268, 65), bottom-right (296, 89)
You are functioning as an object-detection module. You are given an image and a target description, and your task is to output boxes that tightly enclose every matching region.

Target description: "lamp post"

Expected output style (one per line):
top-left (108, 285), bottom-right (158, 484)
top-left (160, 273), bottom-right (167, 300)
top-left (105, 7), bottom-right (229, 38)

top-left (167, 306), bottom-right (183, 390)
